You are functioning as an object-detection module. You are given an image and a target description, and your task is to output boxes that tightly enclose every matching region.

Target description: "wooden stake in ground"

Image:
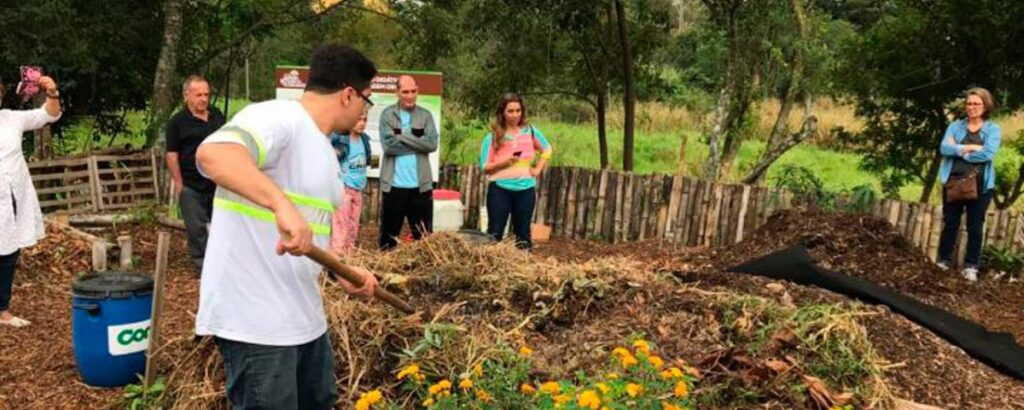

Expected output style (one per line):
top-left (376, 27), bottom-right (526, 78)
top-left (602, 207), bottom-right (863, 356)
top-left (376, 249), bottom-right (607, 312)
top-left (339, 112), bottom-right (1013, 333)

top-left (91, 240), bottom-right (107, 271)
top-left (117, 235), bottom-right (133, 269)
top-left (144, 232), bottom-right (171, 392)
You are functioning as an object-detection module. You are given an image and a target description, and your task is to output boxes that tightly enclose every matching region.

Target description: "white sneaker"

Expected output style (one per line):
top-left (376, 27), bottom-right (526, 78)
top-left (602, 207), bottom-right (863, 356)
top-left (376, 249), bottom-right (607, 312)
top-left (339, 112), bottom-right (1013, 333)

top-left (961, 267), bottom-right (978, 282)
top-left (936, 261), bottom-right (950, 271)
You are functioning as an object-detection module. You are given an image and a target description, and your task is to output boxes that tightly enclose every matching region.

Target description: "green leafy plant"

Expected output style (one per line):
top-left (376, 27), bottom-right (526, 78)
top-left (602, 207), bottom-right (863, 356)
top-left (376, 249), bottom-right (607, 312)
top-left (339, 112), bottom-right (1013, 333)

top-left (122, 377), bottom-right (166, 410)
top-left (982, 246), bottom-right (1024, 279)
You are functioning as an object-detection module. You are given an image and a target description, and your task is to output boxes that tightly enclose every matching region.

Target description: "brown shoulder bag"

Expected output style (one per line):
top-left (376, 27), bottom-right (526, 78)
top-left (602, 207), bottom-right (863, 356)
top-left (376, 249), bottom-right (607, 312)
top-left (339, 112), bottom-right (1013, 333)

top-left (945, 170), bottom-right (979, 202)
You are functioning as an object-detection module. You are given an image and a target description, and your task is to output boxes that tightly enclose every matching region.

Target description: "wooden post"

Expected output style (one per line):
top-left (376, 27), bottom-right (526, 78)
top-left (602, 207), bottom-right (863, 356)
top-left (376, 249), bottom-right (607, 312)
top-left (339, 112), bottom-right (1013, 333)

top-left (91, 241), bottom-right (107, 272)
top-left (88, 155), bottom-right (102, 212)
top-left (144, 232), bottom-right (171, 393)
top-left (117, 235), bottom-right (133, 269)
top-left (928, 205), bottom-right (942, 262)
top-left (736, 185), bottom-right (751, 244)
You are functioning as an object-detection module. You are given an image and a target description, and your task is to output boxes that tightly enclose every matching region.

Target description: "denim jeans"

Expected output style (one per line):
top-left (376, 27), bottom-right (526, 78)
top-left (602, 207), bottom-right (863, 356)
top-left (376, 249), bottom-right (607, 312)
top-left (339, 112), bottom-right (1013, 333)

top-left (179, 185), bottom-right (213, 272)
top-left (0, 250), bottom-right (20, 312)
top-left (215, 333), bottom-right (337, 410)
top-left (486, 183), bottom-right (536, 250)
top-left (938, 189), bottom-right (993, 268)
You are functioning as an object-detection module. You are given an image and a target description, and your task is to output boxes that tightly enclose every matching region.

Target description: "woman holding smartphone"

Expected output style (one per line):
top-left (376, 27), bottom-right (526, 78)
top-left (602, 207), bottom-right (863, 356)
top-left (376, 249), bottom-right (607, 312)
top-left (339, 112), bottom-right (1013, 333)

top-left (0, 74), bottom-right (62, 327)
top-left (479, 93), bottom-right (553, 250)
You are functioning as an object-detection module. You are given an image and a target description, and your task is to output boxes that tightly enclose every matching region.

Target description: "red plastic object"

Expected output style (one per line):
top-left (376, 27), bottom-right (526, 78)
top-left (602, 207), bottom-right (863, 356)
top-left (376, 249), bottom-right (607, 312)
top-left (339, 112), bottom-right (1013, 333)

top-left (433, 189), bottom-right (461, 201)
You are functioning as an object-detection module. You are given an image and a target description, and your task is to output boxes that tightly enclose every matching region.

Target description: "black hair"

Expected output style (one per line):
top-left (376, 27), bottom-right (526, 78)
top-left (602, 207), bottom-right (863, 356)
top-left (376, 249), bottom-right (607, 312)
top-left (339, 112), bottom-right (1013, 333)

top-left (305, 44), bottom-right (377, 94)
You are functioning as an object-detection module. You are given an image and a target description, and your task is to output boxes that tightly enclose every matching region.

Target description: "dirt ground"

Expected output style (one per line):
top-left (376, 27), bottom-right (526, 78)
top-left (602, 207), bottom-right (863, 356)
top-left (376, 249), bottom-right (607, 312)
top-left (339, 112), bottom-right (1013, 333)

top-left (1, 214), bottom-right (1022, 409)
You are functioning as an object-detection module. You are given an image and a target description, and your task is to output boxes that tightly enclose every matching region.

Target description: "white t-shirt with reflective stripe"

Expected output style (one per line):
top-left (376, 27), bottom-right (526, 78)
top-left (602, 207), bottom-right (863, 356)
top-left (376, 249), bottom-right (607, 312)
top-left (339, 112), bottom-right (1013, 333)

top-left (195, 99), bottom-right (343, 346)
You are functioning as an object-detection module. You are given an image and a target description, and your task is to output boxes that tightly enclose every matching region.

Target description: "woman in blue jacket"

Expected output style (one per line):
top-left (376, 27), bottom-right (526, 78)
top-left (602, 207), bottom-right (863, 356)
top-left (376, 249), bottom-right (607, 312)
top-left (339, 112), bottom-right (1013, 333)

top-left (936, 87), bottom-right (1001, 282)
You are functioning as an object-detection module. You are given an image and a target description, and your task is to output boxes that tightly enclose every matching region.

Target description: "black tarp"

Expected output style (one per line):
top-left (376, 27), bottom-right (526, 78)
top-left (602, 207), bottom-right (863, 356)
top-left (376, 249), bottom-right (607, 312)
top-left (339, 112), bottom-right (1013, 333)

top-left (729, 244), bottom-right (1024, 380)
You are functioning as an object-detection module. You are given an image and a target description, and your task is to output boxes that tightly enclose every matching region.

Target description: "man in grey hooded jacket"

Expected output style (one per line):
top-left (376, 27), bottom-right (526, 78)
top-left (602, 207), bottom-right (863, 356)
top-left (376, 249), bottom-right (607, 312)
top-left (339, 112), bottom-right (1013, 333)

top-left (378, 75), bottom-right (438, 250)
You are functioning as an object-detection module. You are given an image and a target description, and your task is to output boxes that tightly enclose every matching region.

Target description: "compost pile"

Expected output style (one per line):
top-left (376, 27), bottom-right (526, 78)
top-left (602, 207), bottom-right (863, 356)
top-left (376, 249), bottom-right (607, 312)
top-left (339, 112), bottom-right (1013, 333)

top-left (162, 232), bottom-right (895, 410)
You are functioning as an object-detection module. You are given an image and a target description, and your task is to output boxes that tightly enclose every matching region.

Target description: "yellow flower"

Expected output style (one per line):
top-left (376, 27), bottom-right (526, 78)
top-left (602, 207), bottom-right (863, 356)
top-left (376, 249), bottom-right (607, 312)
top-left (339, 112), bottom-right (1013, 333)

top-left (661, 367), bottom-right (685, 380)
top-left (662, 402), bottom-right (682, 410)
top-left (422, 397), bottom-right (435, 407)
top-left (414, 373), bottom-right (426, 383)
top-left (473, 363), bottom-right (484, 377)
top-left (632, 340), bottom-right (651, 356)
top-left (475, 388), bottom-right (492, 402)
top-left (354, 399), bottom-right (370, 410)
top-left (519, 345), bottom-right (534, 357)
top-left (611, 347), bottom-right (631, 358)
top-left (540, 381), bottom-right (561, 394)
top-left (577, 390), bottom-right (601, 409)
top-left (596, 383), bottom-right (611, 394)
top-left (626, 383), bottom-right (644, 397)
top-left (620, 353), bottom-right (639, 368)
top-left (648, 355), bottom-right (665, 369)
top-left (459, 378), bottom-right (474, 390)
top-left (520, 383), bottom-right (537, 395)
top-left (428, 379), bottom-right (452, 396)
top-left (554, 394), bottom-right (571, 405)
top-left (674, 381), bottom-right (688, 398)
top-left (396, 364), bottom-right (420, 380)
top-left (606, 372), bottom-right (619, 380)
top-left (354, 389), bottom-right (383, 410)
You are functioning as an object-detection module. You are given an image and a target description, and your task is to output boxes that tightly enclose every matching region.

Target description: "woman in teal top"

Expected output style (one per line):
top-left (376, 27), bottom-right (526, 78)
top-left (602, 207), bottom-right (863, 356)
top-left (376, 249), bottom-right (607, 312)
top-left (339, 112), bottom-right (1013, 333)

top-left (479, 93), bottom-right (552, 249)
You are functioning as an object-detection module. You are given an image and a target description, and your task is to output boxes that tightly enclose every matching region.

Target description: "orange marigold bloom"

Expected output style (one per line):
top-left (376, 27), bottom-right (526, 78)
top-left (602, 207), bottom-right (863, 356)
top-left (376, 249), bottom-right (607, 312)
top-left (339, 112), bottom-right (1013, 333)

top-left (632, 340), bottom-right (651, 356)
top-left (428, 380), bottom-right (452, 396)
top-left (648, 355), bottom-right (665, 369)
top-left (396, 364), bottom-right (420, 380)
top-left (577, 390), bottom-right (601, 410)
top-left (620, 353), bottom-right (639, 368)
top-left (596, 383), bottom-right (611, 394)
top-left (540, 381), bottom-right (561, 394)
top-left (519, 345), bottom-right (534, 357)
top-left (626, 383), bottom-right (644, 397)
top-left (459, 378), bottom-right (473, 390)
top-left (475, 389), bottom-right (492, 402)
top-left (662, 402), bottom-right (681, 410)
top-left (674, 381), bottom-right (688, 398)
top-left (520, 383), bottom-right (537, 395)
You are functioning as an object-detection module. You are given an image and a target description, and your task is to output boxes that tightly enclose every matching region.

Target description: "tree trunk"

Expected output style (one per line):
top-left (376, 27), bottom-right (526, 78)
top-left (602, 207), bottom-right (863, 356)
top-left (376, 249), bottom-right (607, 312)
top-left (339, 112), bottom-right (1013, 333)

top-left (596, 90), bottom-right (610, 169)
top-left (743, 97), bottom-right (817, 184)
top-left (147, 0), bottom-right (185, 148)
top-left (614, 0), bottom-right (636, 172)
top-left (919, 153), bottom-right (942, 203)
top-left (704, 87), bottom-right (731, 181)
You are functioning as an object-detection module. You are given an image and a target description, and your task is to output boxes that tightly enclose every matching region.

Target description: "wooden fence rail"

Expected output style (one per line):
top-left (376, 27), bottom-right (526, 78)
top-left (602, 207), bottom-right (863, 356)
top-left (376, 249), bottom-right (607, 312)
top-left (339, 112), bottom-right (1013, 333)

top-left (31, 155), bottom-right (1021, 266)
top-left (29, 151), bottom-right (159, 214)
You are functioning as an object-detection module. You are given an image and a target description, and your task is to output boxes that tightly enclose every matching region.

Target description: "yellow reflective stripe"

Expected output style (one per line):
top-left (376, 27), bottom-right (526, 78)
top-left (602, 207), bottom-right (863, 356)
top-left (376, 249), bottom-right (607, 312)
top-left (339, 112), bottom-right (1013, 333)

top-left (285, 191), bottom-right (334, 213)
top-left (238, 125), bottom-right (268, 168)
top-left (540, 151), bottom-right (553, 160)
top-left (213, 198), bottom-right (331, 236)
top-left (217, 125), bottom-right (267, 168)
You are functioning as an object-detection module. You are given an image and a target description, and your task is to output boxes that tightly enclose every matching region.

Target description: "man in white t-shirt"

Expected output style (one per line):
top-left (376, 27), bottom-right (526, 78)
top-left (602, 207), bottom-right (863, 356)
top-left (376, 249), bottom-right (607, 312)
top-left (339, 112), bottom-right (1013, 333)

top-left (195, 44), bottom-right (380, 410)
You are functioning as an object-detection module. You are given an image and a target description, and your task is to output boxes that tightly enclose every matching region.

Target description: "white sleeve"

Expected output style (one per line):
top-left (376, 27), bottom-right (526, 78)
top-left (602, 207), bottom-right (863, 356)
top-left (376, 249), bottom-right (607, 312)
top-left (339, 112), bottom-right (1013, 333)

top-left (13, 108), bottom-right (60, 132)
top-left (200, 104), bottom-right (290, 170)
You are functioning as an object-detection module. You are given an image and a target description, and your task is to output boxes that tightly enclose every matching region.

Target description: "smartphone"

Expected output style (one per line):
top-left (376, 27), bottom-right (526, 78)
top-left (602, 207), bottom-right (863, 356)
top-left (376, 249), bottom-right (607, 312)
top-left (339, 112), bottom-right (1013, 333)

top-left (16, 65), bottom-right (43, 100)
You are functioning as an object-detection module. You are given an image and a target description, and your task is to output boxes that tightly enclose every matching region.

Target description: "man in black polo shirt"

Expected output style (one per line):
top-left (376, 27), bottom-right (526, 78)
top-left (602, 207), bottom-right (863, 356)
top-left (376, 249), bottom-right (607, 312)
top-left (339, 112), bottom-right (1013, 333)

top-left (166, 75), bottom-right (225, 275)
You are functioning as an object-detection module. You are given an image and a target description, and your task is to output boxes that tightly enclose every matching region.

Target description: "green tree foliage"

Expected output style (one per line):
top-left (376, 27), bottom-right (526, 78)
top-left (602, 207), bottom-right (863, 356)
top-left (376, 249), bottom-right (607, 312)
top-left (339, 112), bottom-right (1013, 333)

top-left (836, 0), bottom-right (1024, 202)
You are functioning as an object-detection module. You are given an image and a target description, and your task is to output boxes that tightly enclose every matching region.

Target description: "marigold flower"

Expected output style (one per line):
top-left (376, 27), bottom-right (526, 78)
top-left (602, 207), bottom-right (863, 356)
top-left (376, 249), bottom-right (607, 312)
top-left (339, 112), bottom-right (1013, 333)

top-left (661, 367), bottom-right (685, 380)
top-left (475, 388), bottom-right (492, 402)
top-left (611, 347), bottom-right (631, 358)
top-left (554, 394), bottom-right (571, 405)
top-left (428, 379), bottom-right (452, 396)
top-left (363, 390), bottom-right (383, 404)
top-left (606, 372), bottom-right (619, 380)
top-left (459, 378), bottom-right (473, 390)
top-left (473, 363), bottom-right (484, 377)
top-left (620, 353), bottom-right (639, 368)
top-left (674, 381), bottom-right (688, 398)
top-left (577, 390), bottom-right (601, 409)
top-left (633, 340), bottom-right (651, 356)
top-left (626, 383), bottom-right (644, 397)
top-left (396, 364), bottom-right (421, 380)
top-left (596, 382), bottom-right (611, 394)
top-left (422, 398), bottom-right (435, 407)
top-left (519, 345), bottom-right (534, 357)
top-left (354, 399), bottom-right (371, 410)
top-left (662, 402), bottom-right (682, 410)
top-left (540, 381), bottom-right (561, 394)
top-left (648, 355), bottom-right (665, 369)
top-left (520, 383), bottom-right (537, 394)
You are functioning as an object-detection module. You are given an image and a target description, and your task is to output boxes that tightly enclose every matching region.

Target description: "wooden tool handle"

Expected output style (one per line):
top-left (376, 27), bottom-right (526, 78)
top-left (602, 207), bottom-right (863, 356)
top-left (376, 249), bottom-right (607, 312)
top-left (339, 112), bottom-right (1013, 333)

top-left (305, 245), bottom-right (417, 315)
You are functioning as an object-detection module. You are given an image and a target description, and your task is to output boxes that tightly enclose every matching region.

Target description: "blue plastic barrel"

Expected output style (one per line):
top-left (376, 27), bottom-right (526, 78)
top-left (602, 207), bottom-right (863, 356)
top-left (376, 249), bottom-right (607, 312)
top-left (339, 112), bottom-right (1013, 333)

top-left (71, 271), bottom-right (154, 387)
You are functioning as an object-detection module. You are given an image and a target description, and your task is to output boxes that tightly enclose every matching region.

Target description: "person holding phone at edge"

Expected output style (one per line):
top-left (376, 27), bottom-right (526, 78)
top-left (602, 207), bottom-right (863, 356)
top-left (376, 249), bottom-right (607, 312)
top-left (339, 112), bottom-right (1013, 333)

top-left (377, 75), bottom-right (438, 250)
top-left (0, 74), bottom-right (61, 327)
top-left (479, 93), bottom-right (552, 250)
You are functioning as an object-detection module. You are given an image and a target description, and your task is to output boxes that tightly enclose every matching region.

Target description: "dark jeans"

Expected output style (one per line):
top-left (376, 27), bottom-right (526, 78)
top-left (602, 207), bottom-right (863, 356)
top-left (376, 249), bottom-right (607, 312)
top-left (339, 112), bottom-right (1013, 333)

top-left (215, 333), bottom-right (336, 410)
top-left (379, 188), bottom-right (433, 250)
top-left (0, 250), bottom-right (20, 312)
top-left (486, 183), bottom-right (535, 250)
top-left (938, 189), bottom-right (993, 268)
top-left (179, 185), bottom-right (214, 272)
